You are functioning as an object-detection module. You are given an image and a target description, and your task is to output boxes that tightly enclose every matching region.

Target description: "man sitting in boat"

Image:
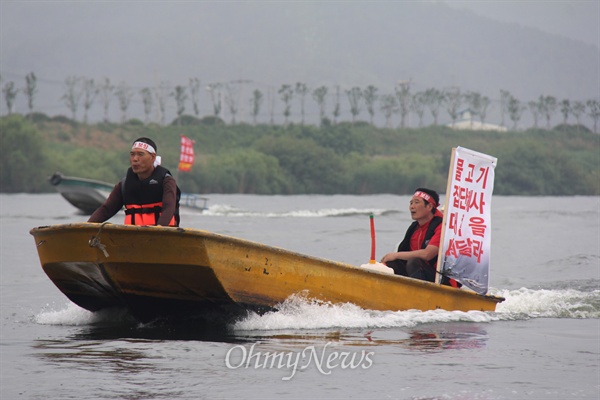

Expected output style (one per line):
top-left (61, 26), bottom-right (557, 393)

top-left (380, 188), bottom-right (458, 287)
top-left (88, 137), bottom-right (181, 226)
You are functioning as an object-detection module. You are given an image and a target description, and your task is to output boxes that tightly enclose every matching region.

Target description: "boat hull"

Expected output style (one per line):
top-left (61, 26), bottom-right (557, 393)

top-left (30, 223), bottom-right (504, 322)
top-left (49, 172), bottom-right (114, 214)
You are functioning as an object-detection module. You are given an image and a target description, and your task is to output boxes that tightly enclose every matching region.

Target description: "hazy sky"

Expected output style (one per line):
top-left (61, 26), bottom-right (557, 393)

top-left (1, 0), bottom-right (598, 125)
top-left (442, 0), bottom-right (598, 47)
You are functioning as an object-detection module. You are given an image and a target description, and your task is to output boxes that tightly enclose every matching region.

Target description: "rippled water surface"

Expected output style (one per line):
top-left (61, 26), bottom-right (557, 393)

top-left (1, 194), bottom-right (599, 399)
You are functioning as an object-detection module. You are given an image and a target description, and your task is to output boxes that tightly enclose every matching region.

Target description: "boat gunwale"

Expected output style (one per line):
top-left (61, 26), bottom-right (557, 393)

top-left (49, 172), bottom-right (115, 189)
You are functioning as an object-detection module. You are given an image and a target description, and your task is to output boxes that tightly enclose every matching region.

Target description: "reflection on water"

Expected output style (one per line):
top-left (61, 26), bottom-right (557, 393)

top-left (32, 320), bottom-right (488, 398)
top-left (66, 317), bottom-right (245, 343)
top-left (33, 339), bottom-right (155, 373)
top-left (230, 323), bottom-right (488, 353)
top-left (32, 337), bottom-right (187, 400)
top-left (401, 324), bottom-right (488, 352)
top-left (34, 318), bottom-right (488, 358)
top-left (30, 322), bottom-right (489, 399)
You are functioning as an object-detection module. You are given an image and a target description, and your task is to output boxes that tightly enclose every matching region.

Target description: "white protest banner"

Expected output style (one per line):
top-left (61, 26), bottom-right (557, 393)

top-left (438, 147), bottom-right (497, 294)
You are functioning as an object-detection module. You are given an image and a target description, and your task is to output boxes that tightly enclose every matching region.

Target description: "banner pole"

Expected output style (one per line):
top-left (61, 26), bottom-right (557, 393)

top-left (436, 147), bottom-right (457, 285)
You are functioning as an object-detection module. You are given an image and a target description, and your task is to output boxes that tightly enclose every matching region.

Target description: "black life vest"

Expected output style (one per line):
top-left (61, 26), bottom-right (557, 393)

top-left (397, 216), bottom-right (460, 288)
top-left (121, 166), bottom-right (181, 226)
top-left (397, 216), bottom-right (443, 268)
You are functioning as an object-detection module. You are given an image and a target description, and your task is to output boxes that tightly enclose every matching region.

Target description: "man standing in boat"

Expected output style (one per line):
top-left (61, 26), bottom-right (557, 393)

top-left (380, 188), bottom-right (448, 284)
top-left (88, 137), bottom-right (181, 226)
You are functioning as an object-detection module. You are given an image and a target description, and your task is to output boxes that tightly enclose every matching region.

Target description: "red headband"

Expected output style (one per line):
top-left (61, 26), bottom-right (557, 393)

top-left (414, 191), bottom-right (437, 207)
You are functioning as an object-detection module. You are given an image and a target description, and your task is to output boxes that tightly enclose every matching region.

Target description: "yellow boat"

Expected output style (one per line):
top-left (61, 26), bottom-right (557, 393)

top-left (30, 223), bottom-right (504, 322)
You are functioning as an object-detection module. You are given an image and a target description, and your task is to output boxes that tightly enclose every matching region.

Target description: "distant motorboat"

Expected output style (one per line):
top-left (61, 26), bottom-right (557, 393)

top-left (49, 172), bottom-right (114, 215)
top-left (50, 172), bottom-right (209, 215)
top-left (180, 193), bottom-right (209, 212)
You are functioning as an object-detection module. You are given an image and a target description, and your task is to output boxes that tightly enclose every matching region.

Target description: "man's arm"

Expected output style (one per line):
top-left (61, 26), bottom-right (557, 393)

top-left (381, 245), bottom-right (439, 264)
top-left (157, 176), bottom-right (177, 226)
top-left (87, 182), bottom-right (124, 223)
top-left (381, 222), bottom-right (442, 264)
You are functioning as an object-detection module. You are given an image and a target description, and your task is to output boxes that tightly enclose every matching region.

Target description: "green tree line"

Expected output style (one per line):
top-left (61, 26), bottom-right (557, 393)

top-left (1, 114), bottom-right (598, 196)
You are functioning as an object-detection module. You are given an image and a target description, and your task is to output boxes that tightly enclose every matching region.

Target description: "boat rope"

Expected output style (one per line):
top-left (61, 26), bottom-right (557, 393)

top-left (89, 222), bottom-right (110, 258)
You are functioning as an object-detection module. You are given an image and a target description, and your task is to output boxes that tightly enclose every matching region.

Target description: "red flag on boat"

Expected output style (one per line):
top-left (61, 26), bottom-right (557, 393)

top-left (178, 135), bottom-right (195, 172)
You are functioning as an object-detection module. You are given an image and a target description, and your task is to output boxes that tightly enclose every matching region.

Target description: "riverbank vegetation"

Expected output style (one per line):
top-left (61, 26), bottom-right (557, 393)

top-left (1, 114), bottom-right (598, 195)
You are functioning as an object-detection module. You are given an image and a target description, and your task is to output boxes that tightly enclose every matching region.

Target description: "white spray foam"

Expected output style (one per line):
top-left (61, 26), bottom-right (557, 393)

top-left (34, 302), bottom-right (135, 326)
top-left (202, 205), bottom-right (389, 218)
top-left (34, 286), bottom-right (599, 329)
top-left (232, 293), bottom-right (497, 331)
top-left (234, 287), bottom-right (600, 331)
top-left (495, 287), bottom-right (600, 319)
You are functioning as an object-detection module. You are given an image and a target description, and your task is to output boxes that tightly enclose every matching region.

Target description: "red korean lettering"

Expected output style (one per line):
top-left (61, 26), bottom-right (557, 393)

top-left (465, 163), bottom-right (475, 183)
top-left (455, 158), bottom-right (464, 182)
top-left (472, 239), bottom-right (484, 263)
top-left (476, 166), bottom-right (490, 189)
top-left (448, 212), bottom-right (465, 236)
top-left (452, 185), bottom-right (467, 210)
top-left (468, 216), bottom-right (487, 237)
top-left (454, 238), bottom-right (473, 258)
top-left (445, 239), bottom-right (458, 258)
top-left (466, 191), bottom-right (486, 214)
top-left (446, 239), bottom-right (484, 263)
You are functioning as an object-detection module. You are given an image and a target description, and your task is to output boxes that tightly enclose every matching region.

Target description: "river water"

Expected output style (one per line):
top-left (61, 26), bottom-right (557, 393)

top-left (1, 193), bottom-right (598, 400)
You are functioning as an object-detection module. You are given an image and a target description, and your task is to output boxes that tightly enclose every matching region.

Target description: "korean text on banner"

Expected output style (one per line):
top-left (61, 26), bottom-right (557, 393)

top-left (439, 147), bottom-right (497, 294)
top-left (178, 135), bottom-right (195, 172)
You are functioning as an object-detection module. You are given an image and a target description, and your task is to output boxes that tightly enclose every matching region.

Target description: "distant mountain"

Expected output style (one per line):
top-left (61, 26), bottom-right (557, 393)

top-left (180, 2), bottom-right (598, 100)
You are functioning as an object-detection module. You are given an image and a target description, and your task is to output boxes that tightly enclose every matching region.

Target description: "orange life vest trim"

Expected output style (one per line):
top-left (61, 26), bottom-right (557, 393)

top-left (124, 202), bottom-right (177, 226)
